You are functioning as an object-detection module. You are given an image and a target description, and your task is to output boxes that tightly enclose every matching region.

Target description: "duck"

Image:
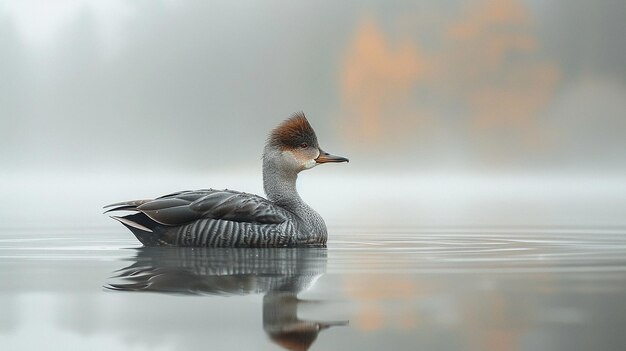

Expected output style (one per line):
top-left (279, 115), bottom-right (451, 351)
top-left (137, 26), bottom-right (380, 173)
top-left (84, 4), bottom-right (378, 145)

top-left (104, 112), bottom-right (348, 247)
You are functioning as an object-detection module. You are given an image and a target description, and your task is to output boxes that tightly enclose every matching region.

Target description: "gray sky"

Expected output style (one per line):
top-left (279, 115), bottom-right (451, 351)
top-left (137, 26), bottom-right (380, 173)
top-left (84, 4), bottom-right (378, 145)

top-left (1, 0), bottom-right (625, 173)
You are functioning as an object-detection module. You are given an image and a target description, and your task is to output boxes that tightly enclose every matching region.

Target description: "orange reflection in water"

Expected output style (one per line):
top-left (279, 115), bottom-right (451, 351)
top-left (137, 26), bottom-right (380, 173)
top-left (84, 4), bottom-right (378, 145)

top-left (343, 274), bottom-right (431, 332)
top-left (343, 271), bottom-right (552, 351)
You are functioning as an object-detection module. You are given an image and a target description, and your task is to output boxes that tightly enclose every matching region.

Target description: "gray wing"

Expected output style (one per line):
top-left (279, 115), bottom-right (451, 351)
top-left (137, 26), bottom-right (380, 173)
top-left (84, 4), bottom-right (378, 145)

top-left (105, 189), bottom-right (290, 226)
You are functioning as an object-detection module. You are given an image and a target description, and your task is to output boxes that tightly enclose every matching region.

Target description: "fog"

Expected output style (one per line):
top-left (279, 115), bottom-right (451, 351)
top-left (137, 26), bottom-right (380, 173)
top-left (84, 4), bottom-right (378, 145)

top-left (2, 0), bottom-right (625, 171)
top-left (1, 0), bottom-right (626, 227)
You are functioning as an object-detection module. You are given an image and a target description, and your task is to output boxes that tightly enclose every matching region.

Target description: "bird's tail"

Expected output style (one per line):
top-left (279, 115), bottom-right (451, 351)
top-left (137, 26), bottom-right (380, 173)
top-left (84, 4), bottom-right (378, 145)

top-left (108, 211), bottom-right (166, 246)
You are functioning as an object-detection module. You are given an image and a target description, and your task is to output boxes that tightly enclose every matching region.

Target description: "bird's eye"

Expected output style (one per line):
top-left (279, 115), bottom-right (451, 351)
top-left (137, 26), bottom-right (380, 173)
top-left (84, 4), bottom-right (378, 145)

top-left (300, 143), bottom-right (308, 148)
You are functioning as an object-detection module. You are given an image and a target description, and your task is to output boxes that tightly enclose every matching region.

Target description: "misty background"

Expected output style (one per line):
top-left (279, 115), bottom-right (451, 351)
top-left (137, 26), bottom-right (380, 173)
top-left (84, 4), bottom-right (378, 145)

top-left (1, 0), bottom-right (626, 227)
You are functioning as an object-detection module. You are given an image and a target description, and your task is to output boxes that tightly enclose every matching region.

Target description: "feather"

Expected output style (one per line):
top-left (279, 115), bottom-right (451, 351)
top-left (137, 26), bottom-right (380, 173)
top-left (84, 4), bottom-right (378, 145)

top-left (110, 215), bottom-right (153, 233)
top-left (268, 112), bottom-right (319, 150)
top-left (108, 189), bottom-right (288, 227)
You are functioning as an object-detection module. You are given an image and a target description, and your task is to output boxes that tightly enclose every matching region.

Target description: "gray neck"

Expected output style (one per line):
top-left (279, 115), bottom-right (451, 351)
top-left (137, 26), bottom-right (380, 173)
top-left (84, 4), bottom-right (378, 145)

top-left (262, 146), bottom-right (327, 239)
top-left (262, 147), bottom-right (304, 210)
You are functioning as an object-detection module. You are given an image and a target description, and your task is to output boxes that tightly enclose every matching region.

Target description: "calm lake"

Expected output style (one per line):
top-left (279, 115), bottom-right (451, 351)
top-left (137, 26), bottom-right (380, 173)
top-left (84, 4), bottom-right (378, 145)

top-left (1, 172), bottom-right (626, 350)
top-left (2, 226), bottom-right (626, 351)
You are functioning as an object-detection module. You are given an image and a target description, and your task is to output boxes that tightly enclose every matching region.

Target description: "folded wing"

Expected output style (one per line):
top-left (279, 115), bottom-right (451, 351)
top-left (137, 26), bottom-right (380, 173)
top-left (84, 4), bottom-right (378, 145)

top-left (105, 189), bottom-right (289, 226)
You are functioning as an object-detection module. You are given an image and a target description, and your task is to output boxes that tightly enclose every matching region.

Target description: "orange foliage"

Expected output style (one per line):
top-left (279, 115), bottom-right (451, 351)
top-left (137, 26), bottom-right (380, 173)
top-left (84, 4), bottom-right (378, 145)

top-left (340, 18), bottom-right (432, 142)
top-left (338, 0), bottom-right (560, 153)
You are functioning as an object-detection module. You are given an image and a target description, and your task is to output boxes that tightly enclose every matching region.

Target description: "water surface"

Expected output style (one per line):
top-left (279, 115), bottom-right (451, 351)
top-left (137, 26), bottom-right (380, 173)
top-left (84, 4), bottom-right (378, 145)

top-left (1, 226), bottom-right (626, 350)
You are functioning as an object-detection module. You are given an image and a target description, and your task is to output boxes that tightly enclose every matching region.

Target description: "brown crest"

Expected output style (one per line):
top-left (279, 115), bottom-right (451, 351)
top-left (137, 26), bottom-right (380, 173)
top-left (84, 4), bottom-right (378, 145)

top-left (268, 112), bottom-right (319, 150)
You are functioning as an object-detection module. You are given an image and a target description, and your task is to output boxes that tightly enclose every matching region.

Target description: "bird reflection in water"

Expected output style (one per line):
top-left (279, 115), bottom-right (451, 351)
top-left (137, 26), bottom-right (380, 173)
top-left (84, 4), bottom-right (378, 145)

top-left (106, 247), bottom-right (347, 351)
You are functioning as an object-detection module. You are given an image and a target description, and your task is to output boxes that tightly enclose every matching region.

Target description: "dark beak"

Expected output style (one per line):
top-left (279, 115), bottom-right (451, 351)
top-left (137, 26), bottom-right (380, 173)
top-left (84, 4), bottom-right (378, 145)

top-left (318, 320), bottom-right (350, 330)
top-left (315, 149), bottom-right (349, 164)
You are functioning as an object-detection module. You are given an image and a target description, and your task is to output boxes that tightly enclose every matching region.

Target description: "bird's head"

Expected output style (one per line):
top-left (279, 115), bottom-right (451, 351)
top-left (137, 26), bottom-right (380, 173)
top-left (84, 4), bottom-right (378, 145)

top-left (264, 112), bottom-right (348, 174)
